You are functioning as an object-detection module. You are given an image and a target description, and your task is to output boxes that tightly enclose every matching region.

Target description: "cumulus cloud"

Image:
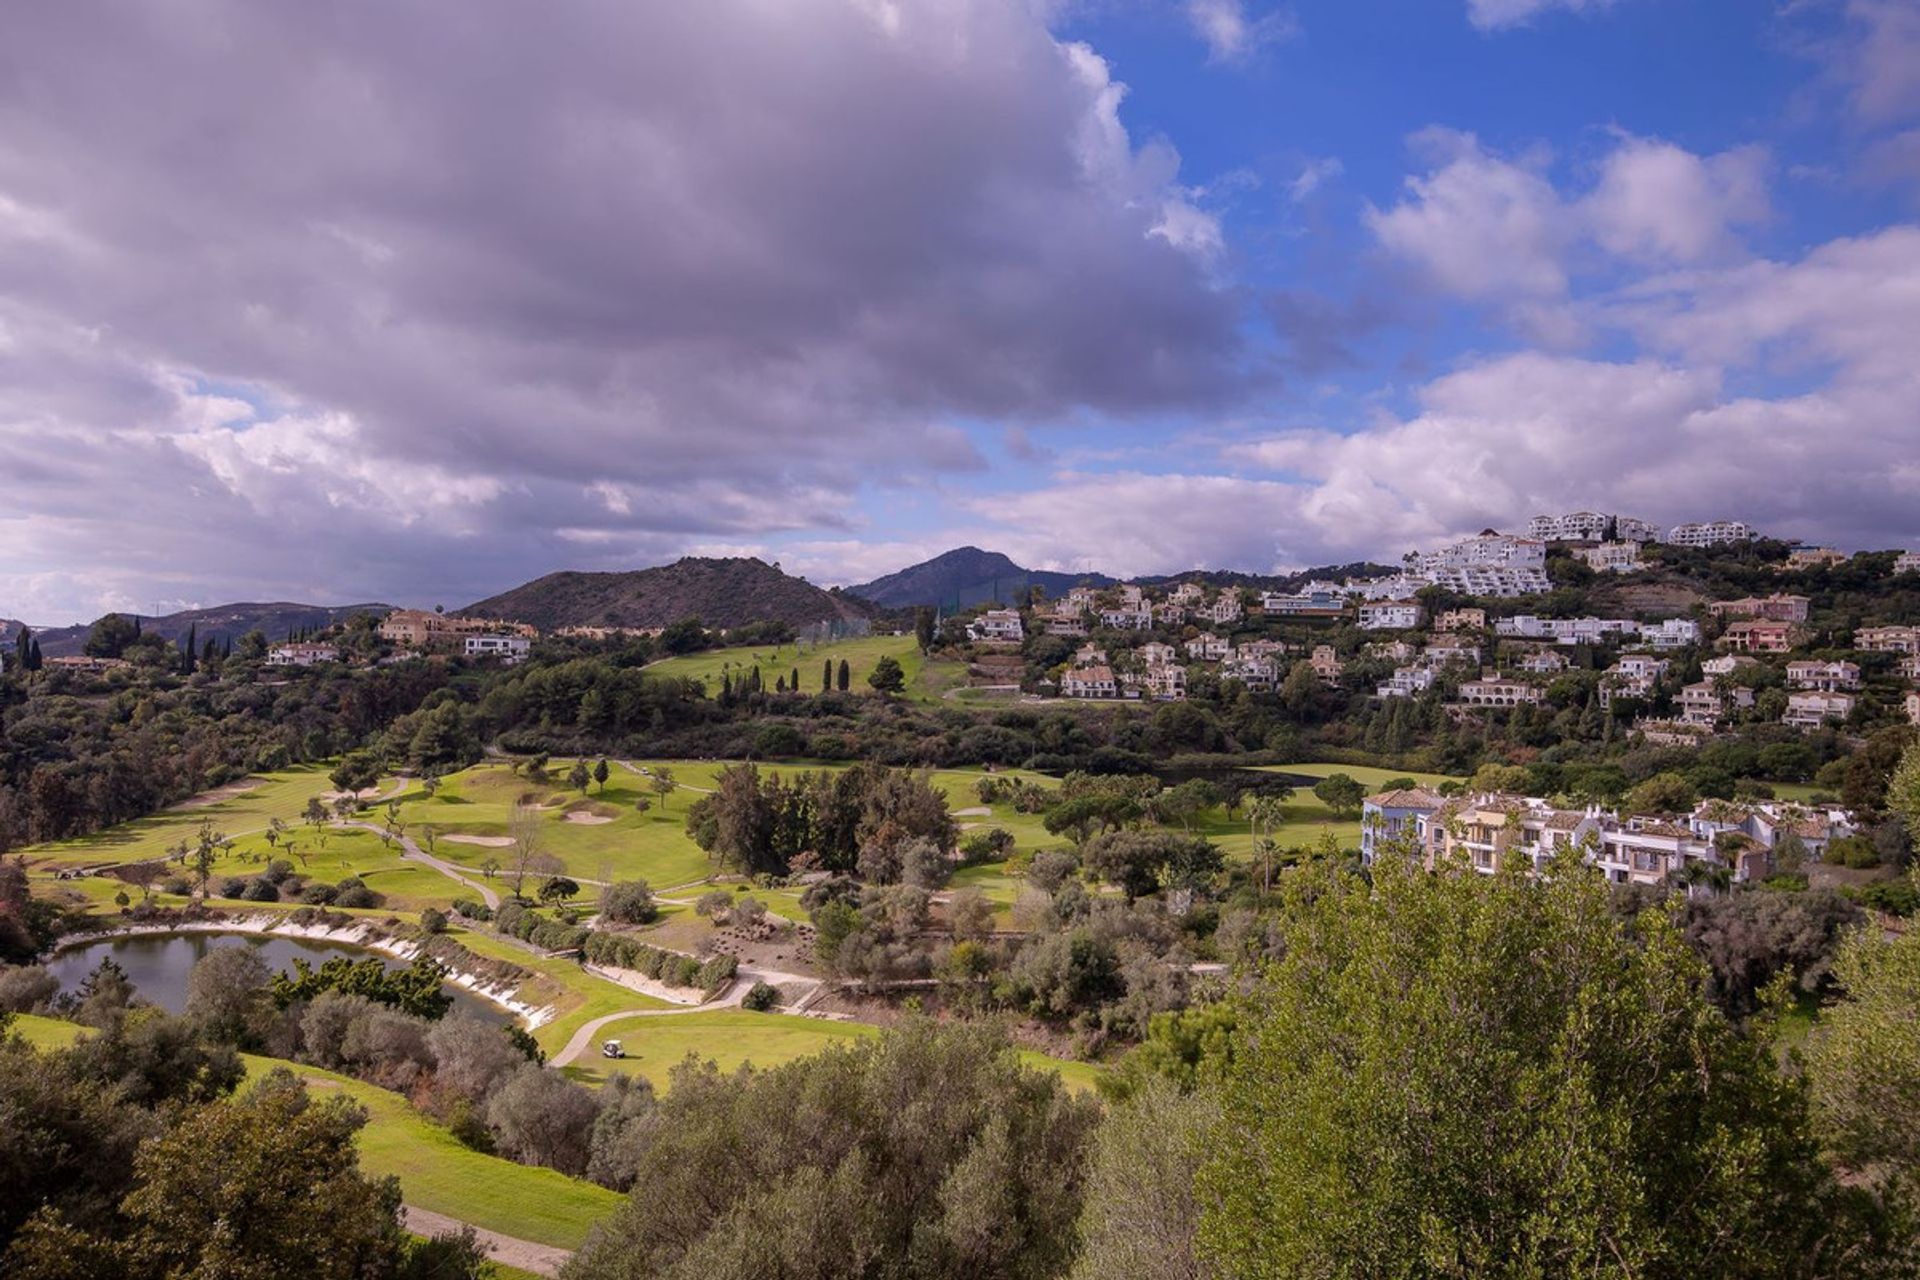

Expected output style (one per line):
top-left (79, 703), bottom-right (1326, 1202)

top-left (1368, 128), bottom-right (1771, 323)
top-left (0, 0), bottom-right (1245, 619)
top-left (1466, 0), bottom-right (1620, 33)
top-left (1185, 0), bottom-right (1299, 65)
top-left (1837, 0), bottom-right (1920, 126)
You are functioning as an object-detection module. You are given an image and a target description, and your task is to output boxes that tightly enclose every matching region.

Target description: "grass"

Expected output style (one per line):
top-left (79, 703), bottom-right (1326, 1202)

top-left (645, 634), bottom-right (930, 699)
top-left (252, 1056), bottom-right (621, 1249)
top-left (7, 1014), bottom-right (621, 1249)
top-left (561, 1009), bottom-right (1104, 1094)
top-left (439, 924), bottom-right (673, 1055)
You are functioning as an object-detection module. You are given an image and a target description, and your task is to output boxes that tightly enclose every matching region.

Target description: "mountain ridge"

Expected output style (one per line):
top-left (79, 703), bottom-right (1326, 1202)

top-left (460, 556), bottom-right (872, 633)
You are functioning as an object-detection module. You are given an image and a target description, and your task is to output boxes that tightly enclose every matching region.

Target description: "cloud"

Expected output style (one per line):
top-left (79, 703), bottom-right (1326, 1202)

top-left (1466, 0), bottom-right (1620, 33)
top-left (1582, 137), bottom-right (1770, 264)
top-left (1184, 0), bottom-right (1299, 65)
top-left (1838, 0), bottom-right (1920, 126)
top-left (0, 0), bottom-right (1249, 619)
top-left (1367, 129), bottom-right (1772, 321)
top-left (1288, 157), bottom-right (1345, 203)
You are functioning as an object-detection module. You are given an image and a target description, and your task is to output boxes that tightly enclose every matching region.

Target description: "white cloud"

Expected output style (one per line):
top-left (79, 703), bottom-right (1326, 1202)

top-left (1840, 0), bottom-right (1920, 126)
top-left (1288, 156), bottom-right (1344, 203)
top-left (1466, 0), bottom-right (1619, 33)
top-left (1184, 0), bottom-right (1298, 65)
top-left (1582, 137), bottom-right (1769, 264)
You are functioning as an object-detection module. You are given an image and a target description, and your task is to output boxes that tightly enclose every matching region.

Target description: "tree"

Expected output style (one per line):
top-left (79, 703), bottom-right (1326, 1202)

top-left (82, 613), bottom-right (139, 659)
top-left (568, 760), bottom-right (592, 794)
top-left (822, 658), bottom-right (833, 693)
top-left (329, 751), bottom-right (383, 796)
top-left (1626, 770), bottom-right (1697, 815)
top-left (915, 607), bottom-right (937, 653)
top-left (1200, 853), bottom-right (1852, 1277)
top-left (187, 818), bottom-right (227, 897)
top-left (601, 879), bottom-right (659, 924)
top-left (6, 1071), bottom-right (428, 1280)
top-left (593, 758), bottom-right (611, 793)
top-left (1310, 773), bottom-right (1365, 819)
top-left (538, 875), bottom-right (580, 905)
top-left (566, 1021), bottom-right (1097, 1280)
top-left (185, 945), bottom-right (274, 1046)
top-left (837, 658), bottom-right (851, 692)
top-left (487, 1064), bottom-right (600, 1176)
top-left (1887, 744), bottom-right (1920, 859)
top-left (868, 655), bottom-right (906, 695)
top-left (507, 802), bottom-right (558, 900)
top-left (650, 766), bottom-right (676, 812)
top-left (1807, 917), bottom-right (1920, 1186)
top-left (1071, 1078), bottom-right (1218, 1280)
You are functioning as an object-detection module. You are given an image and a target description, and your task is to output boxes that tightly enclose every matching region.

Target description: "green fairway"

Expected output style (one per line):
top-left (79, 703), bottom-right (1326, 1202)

top-left (645, 633), bottom-right (929, 698)
top-left (7, 1014), bottom-right (620, 1249)
top-left (248, 1056), bottom-right (621, 1249)
top-left (562, 1009), bottom-right (1103, 1094)
top-left (1257, 761), bottom-right (1462, 789)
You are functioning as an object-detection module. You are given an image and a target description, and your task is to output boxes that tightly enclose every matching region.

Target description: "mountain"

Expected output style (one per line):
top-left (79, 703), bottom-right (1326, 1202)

top-left (461, 556), bottom-right (872, 632)
top-left (33, 601), bottom-right (394, 658)
top-left (848, 547), bottom-right (1113, 610)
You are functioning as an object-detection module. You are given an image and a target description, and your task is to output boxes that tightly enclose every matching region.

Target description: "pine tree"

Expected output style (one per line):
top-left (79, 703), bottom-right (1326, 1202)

top-left (837, 659), bottom-right (850, 692)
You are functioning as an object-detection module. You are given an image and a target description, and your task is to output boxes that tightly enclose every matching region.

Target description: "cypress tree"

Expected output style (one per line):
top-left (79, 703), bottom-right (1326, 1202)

top-left (28, 638), bottom-right (42, 671)
top-left (182, 623), bottom-right (197, 674)
top-left (837, 659), bottom-right (850, 692)
top-left (790, 666), bottom-right (799, 692)
top-left (823, 659), bottom-right (832, 693)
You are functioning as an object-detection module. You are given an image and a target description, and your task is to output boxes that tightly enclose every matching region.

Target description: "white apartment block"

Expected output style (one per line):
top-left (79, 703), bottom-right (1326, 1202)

top-left (1200, 593), bottom-right (1243, 625)
top-left (1786, 546), bottom-right (1847, 570)
top-left (1857, 626), bottom-right (1920, 653)
top-left (1786, 660), bottom-right (1860, 691)
top-left (1527, 512), bottom-right (1662, 544)
top-left (1358, 600), bottom-right (1426, 631)
top-left (1418, 532), bottom-right (1548, 571)
top-left (1261, 585), bottom-right (1346, 615)
top-left (1097, 606), bottom-right (1153, 631)
top-left (1434, 608), bottom-right (1486, 632)
top-left (1377, 665), bottom-right (1437, 698)
top-left (1702, 654), bottom-right (1759, 677)
top-left (1574, 542), bottom-right (1643, 574)
top-left (1668, 520), bottom-right (1757, 547)
top-left (1784, 691), bottom-right (1854, 729)
top-left (1222, 654), bottom-right (1277, 690)
top-left (1456, 676), bottom-right (1544, 707)
top-left (1639, 618), bottom-right (1702, 649)
top-left (1495, 615), bottom-right (1639, 645)
top-left (1185, 632), bottom-right (1232, 661)
top-left (266, 642), bottom-right (340, 667)
top-left (1514, 649), bottom-right (1570, 674)
top-left (1423, 640), bottom-right (1481, 667)
top-left (1143, 663), bottom-right (1187, 701)
top-left (1138, 642), bottom-right (1178, 667)
top-left (1238, 638), bottom-right (1288, 662)
top-left (1423, 564), bottom-right (1552, 597)
top-left (1061, 665), bottom-right (1117, 699)
top-left (1678, 680), bottom-right (1752, 727)
top-left (1896, 551), bottom-right (1920, 575)
top-left (464, 634), bottom-right (531, 664)
top-left (967, 609), bottom-right (1026, 643)
top-left (1346, 573), bottom-right (1429, 601)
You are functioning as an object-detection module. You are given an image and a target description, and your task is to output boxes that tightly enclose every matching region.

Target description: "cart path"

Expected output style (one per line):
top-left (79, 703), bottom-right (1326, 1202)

top-left (337, 821), bottom-right (501, 909)
top-left (400, 1204), bottom-right (572, 1278)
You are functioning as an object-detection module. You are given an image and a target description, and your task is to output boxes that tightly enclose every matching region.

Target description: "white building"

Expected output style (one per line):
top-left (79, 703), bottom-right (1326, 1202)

top-left (1639, 618), bottom-right (1702, 649)
top-left (967, 609), bottom-right (1026, 643)
top-left (1527, 512), bottom-right (1661, 543)
top-left (1221, 653), bottom-right (1277, 690)
top-left (266, 642), bottom-right (340, 667)
top-left (1061, 665), bottom-right (1118, 699)
top-left (1418, 532), bottom-right (1548, 572)
top-left (1097, 606), bottom-right (1153, 631)
top-left (1456, 675), bottom-right (1544, 707)
top-left (1678, 680), bottom-right (1752, 727)
top-left (1574, 542), bottom-right (1643, 574)
top-left (1345, 573), bottom-right (1429, 601)
top-left (1199, 593), bottom-right (1243, 625)
top-left (464, 634), bottom-right (531, 664)
top-left (1138, 642), bottom-right (1179, 667)
top-left (1495, 615), bottom-right (1639, 645)
top-left (1668, 520), bottom-right (1757, 547)
top-left (1185, 632), bottom-right (1232, 661)
top-left (1786, 660), bottom-right (1860, 692)
top-left (1856, 626), bottom-right (1920, 653)
top-left (1424, 564), bottom-right (1552, 597)
top-left (1423, 640), bottom-right (1481, 667)
top-left (1143, 663), bottom-right (1187, 701)
top-left (1261, 584), bottom-right (1347, 615)
top-left (1358, 600), bottom-right (1426, 631)
top-left (1896, 551), bottom-right (1920, 575)
top-left (1377, 665), bottom-right (1437, 698)
top-left (1784, 691), bottom-right (1854, 729)
top-left (1514, 649), bottom-right (1570, 674)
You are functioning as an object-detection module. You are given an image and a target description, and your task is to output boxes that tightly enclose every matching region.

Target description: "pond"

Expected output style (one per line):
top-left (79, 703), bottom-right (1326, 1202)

top-left (47, 932), bottom-right (512, 1025)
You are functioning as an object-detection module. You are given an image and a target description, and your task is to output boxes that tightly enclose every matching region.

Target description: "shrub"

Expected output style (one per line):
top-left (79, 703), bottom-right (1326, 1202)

top-left (300, 882), bottom-right (338, 905)
top-left (698, 954), bottom-right (739, 996)
top-left (242, 878), bottom-right (282, 902)
top-left (599, 880), bottom-right (659, 925)
top-left (450, 898), bottom-right (491, 921)
top-left (217, 876), bottom-right (250, 898)
top-left (334, 882), bottom-right (384, 910)
top-left (261, 859), bottom-right (295, 885)
top-left (420, 907), bottom-right (448, 934)
top-left (740, 980), bottom-right (780, 1011)
top-left (0, 963), bottom-right (58, 1012)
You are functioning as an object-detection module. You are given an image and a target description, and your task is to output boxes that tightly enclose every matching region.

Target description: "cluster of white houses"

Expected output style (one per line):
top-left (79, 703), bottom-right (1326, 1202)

top-left (1361, 787), bottom-right (1854, 888)
top-left (374, 609), bottom-right (535, 664)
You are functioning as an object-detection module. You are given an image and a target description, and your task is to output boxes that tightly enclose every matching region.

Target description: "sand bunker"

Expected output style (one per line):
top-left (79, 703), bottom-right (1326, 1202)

top-left (952, 806), bottom-right (991, 817)
top-left (443, 834), bottom-right (515, 848)
top-left (563, 812), bottom-right (614, 825)
top-left (167, 779), bottom-right (266, 811)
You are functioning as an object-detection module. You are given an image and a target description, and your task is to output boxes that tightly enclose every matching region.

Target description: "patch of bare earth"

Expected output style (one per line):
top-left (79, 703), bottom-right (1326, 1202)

top-left (167, 778), bottom-right (265, 810)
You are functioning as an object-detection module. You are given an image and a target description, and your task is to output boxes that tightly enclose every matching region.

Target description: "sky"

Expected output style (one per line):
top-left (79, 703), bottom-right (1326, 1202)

top-left (3, 0), bottom-right (1919, 623)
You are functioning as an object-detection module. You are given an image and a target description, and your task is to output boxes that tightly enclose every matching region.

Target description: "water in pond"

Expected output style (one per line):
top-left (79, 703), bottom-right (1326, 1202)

top-left (47, 932), bottom-right (511, 1025)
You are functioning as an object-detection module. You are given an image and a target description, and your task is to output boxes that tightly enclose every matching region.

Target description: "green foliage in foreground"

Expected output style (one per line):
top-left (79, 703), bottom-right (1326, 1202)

top-left (269, 953), bottom-right (454, 1020)
top-left (568, 1020), bottom-right (1098, 1280)
top-left (1197, 852), bottom-right (1907, 1279)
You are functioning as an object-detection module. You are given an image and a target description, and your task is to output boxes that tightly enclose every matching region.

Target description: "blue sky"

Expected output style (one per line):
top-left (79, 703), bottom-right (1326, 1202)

top-left (2, 0), bottom-right (1917, 621)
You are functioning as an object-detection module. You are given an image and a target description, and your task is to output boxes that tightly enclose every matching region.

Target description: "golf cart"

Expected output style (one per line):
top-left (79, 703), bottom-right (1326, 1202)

top-left (601, 1039), bottom-right (625, 1059)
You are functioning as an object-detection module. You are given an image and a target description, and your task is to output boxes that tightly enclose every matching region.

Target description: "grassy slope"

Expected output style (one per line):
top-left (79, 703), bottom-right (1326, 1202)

top-left (5, 1014), bottom-right (620, 1250)
top-left (646, 634), bottom-right (921, 695)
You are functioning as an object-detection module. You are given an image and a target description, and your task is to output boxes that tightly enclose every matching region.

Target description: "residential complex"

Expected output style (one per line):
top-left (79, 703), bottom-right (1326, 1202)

top-left (1526, 511), bottom-right (1661, 543)
top-left (1667, 520), bottom-right (1759, 547)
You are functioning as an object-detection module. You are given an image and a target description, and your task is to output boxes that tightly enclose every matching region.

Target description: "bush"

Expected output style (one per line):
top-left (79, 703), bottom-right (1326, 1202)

top-left (740, 980), bottom-right (780, 1011)
top-left (334, 882), bottom-right (384, 910)
top-left (300, 882), bottom-right (339, 905)
top-left (599, 880), bottom-right (659, 925)
top-left (0, 963), bottom-right (58, 1012)
top-left (420, 907), bottom-right (448, 934)
top-left (241, 878), bottom-right (282, 902)
top-left (450, 898), bottom-right (491, 922)
top-left (261, 859), bottom-right (295, 885)
top-left (698, 954), bottom-right (738, 996)
top-left (217, 876), bottom-right (250, 898)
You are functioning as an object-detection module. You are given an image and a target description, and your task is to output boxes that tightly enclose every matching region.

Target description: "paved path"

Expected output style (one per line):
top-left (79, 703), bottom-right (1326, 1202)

top-left (339, 821), bottom-right (501, 909)
top-left (615, 759), bottom-right (714, 795)
top-left (401, 1204), bottom-right (571, 1278)
top-left (550, 961), bottom-right (825, 1067)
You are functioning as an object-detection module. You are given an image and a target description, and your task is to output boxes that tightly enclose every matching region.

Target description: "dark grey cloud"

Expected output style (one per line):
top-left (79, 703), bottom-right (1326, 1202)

top-left (0, 0), bottom-right (1246, 618)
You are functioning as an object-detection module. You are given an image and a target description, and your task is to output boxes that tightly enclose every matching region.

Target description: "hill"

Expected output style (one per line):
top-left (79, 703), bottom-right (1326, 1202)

top-left (461, 556), bottom-right (872, 632)
top-left (849, 546), bottom-right (1113, 610)
top-left (34, 601), bottom-right (393, 657)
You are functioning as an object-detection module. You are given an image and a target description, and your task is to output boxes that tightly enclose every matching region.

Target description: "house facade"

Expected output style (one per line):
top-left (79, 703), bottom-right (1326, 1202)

top-left (1358, 600), bottom-right (1426, 631)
